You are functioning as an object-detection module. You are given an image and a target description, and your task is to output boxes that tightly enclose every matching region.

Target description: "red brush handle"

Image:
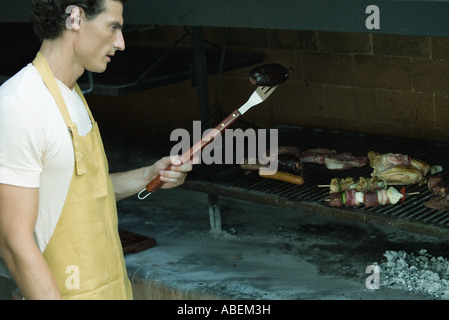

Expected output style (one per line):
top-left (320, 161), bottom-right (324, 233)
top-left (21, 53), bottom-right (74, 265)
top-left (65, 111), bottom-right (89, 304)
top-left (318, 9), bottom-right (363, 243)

top-left (144, 109), bottom-right (242, 194)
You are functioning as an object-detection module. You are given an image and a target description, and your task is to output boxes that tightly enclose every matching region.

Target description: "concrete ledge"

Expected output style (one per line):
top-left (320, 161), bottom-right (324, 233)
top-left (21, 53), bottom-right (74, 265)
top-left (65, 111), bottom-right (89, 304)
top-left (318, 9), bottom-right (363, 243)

top-left (128, 265), bottom-right (225, 300)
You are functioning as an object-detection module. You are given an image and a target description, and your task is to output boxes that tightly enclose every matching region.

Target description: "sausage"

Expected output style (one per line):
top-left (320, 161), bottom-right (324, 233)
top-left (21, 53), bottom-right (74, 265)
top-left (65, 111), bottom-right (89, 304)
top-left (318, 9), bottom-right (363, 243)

top-left (249, 63), bottom-right (293, 87)
top-left (258, 168), bottom-right (305, 185)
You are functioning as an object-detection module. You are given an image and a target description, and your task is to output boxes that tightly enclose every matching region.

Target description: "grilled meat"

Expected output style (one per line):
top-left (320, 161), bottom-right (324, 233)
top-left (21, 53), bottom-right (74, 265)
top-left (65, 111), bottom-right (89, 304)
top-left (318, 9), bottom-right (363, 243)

top-left (368, 151), bottom-right (430, 185)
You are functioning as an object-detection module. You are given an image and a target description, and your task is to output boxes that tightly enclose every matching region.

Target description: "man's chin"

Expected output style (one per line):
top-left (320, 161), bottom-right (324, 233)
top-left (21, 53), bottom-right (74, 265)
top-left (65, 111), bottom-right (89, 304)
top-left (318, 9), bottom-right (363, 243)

top-left (86, 64), bottom-right (108, 74)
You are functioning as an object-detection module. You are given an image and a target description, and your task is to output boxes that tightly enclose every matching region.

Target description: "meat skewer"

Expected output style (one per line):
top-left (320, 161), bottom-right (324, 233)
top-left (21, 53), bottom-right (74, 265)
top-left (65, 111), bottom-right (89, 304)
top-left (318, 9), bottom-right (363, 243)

top-left (318, 176), bottom-right (388, 193)
top-left (327, 186), bottom-right (406, 208)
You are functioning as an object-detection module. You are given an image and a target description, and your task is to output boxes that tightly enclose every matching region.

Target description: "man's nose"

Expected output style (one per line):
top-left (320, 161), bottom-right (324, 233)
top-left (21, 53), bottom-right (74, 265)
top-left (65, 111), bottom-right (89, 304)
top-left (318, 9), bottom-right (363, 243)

top-left (114, 31), bottom-right (125, 51)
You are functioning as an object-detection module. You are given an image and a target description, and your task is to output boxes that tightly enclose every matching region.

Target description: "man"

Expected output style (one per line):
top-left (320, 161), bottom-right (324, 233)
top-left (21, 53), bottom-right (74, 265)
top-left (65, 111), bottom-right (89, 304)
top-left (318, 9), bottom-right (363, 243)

top-left (0, 0), bottom-right (192, 299)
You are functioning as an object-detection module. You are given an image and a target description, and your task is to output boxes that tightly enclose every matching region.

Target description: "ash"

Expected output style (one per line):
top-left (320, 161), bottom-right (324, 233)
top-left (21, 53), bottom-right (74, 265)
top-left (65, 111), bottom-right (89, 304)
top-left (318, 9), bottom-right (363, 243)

top-left (376, 249), bottom-right (449, 299)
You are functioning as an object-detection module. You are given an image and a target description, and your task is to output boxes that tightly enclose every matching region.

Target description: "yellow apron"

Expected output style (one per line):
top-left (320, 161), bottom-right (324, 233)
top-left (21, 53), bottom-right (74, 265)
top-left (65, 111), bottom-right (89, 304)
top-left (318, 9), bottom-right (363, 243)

top-left (32, 52), bottom-right (133, 300)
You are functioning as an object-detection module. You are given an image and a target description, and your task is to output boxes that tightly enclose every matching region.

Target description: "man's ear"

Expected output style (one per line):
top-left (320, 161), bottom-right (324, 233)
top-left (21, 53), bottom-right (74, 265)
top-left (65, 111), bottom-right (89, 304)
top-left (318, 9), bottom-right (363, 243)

top-left (65, 5), bottom-right (83, 31)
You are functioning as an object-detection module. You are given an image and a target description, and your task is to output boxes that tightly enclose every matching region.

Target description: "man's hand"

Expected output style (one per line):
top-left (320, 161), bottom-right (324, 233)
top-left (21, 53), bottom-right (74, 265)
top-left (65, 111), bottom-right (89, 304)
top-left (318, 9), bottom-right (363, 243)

top-left (110, 155), bottom-right (195, 201)
top-left (148, 155), bottom-right (193, 189)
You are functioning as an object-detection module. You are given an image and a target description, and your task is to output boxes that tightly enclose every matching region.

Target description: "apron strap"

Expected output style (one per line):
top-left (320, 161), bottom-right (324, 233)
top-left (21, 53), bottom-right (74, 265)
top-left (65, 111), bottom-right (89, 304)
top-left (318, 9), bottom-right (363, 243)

top-left (75, 83), bottom-right (96, 123)
top-left (32, 52), bottom-right (75, 128)
top-left (32, 51), bottom-right (91, 175)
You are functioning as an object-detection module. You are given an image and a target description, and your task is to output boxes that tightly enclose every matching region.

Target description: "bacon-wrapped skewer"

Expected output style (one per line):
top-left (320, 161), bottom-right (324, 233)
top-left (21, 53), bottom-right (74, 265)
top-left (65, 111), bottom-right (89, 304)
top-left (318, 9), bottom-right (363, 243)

top-left (328, 186), bottom-right (406, 208)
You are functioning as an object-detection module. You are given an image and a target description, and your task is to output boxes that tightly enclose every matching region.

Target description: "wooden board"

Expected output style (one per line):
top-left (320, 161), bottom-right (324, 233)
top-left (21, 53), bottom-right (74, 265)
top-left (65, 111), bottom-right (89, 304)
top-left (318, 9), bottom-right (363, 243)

top-left (118, 229), bottom-right (156, 254)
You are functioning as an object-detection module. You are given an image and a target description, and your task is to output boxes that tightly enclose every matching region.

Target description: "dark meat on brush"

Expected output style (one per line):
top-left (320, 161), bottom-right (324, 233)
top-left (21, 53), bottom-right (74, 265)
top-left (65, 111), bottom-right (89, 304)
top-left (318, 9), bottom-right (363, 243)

top-left (329, 187), bottom-right (405, 208)
top-left (329, 177), bottom-right (388, 193)
top-left (249, 63), bottom-right (293, 87)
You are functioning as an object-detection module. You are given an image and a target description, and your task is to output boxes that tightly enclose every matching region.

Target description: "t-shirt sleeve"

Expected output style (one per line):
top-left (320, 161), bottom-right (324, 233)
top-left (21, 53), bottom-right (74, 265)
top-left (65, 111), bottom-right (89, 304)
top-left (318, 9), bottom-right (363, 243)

top-left (0, 94), bottom-right (44, 188)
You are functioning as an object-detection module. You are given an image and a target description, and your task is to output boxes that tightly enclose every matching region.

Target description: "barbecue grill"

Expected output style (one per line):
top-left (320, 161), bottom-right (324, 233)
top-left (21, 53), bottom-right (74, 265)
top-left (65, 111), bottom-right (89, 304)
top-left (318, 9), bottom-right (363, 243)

top-left (181, 125), bottom-right (449, 239)
top-left (2, 1), bottom-right (449, 240)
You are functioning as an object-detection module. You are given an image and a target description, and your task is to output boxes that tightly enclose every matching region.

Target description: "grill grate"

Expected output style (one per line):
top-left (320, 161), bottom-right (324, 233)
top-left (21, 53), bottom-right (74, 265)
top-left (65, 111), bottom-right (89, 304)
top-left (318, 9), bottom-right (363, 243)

top-left (183, 126), bottom-right (449, 238)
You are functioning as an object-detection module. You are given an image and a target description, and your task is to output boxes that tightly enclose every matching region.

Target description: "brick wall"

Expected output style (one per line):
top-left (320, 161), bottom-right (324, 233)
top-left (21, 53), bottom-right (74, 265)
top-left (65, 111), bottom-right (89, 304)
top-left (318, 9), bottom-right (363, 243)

top-left (87, 26), bottom-right (449, 145)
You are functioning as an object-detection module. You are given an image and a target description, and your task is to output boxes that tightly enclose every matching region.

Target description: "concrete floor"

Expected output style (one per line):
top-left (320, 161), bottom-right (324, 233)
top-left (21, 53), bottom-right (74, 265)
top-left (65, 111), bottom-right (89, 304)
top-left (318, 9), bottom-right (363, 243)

top-left (117, 187), bottom-right (448, 300)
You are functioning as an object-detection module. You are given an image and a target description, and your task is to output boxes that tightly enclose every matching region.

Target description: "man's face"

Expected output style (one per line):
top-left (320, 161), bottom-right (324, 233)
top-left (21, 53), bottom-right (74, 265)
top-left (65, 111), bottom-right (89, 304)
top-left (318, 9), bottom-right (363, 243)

top-left (74, 0), bottom-right (125, 73)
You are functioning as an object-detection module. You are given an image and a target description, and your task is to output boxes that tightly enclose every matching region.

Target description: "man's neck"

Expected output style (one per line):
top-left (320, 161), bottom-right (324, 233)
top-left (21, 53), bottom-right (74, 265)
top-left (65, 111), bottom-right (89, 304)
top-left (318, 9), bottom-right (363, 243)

top-left (39, 38), bottom-right (85, 90)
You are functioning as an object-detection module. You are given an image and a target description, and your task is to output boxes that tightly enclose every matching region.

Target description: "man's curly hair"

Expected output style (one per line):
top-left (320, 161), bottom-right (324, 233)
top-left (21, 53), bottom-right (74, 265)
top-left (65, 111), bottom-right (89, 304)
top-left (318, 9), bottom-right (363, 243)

top-left (30, 0), bottom-right (127, 41)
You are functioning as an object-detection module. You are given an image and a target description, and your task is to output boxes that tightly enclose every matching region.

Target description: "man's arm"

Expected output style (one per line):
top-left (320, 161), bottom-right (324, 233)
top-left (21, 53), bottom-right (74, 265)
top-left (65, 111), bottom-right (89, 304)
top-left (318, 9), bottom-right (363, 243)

top-left (110, 155), bottom-right (193, 201)
top-left (0, 184), bottom-right (61, 300)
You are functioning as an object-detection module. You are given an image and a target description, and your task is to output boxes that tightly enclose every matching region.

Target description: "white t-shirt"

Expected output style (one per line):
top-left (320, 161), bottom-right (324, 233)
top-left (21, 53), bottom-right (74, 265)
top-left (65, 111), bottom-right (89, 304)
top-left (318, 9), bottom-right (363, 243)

top-left (0, 63), bottom-right (92, 253)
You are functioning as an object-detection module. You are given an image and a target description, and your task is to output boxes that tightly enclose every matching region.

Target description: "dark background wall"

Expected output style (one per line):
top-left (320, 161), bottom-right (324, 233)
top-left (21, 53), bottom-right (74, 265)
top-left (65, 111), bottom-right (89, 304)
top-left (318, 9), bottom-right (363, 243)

top-left (86, 26), bottom-right (449, 151)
